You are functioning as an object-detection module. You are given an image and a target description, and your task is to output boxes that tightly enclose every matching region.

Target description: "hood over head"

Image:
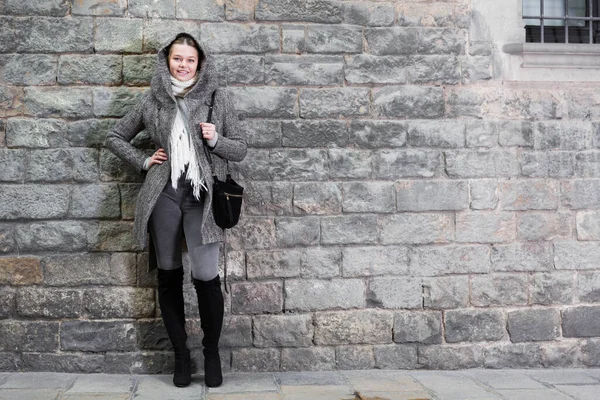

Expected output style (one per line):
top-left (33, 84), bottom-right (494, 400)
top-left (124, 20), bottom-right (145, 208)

top-left (151, 32), bottom-right (218, 106)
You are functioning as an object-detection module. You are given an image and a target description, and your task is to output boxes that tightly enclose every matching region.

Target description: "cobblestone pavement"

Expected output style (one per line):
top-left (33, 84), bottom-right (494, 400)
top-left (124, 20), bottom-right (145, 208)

top-left (1, 369), bottom-right (600, 400)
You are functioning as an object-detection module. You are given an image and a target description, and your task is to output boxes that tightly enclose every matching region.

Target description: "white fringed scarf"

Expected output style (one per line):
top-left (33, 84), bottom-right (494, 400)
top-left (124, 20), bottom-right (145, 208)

top-left (170, 74), bottom-right (207, 200)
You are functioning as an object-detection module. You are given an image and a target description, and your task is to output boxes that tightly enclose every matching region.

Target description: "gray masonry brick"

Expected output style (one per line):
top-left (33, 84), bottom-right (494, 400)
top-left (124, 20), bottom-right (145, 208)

top-left (122, 55), bottom-right (155, 86)
top-left (582, 339), bottom-right (600, 367)
top-left (293, 182), bottom-right (342, 215)
top-left (374, 149), bottom-right (441, 179)
top-left (225, 0), bottom-right (255, 21)
top-left (499, 120), bottom-right (533, 147)
top-left (119, 183), bottom-right (140, 220)
top-left (128, 0), bottom-right (174, 17)
top-left (315, 310), bottom-right (393, 345)
top-left (345, 55), bottom-right (409, 84)
top-left (372, 86), bottom-right (444, 119)
top-left (231, 281), bottom-right (283, 314)
top-left (231, 87), bottom-right (297, 118)
top-left (484, 343), bottom-right (542, 368)
top-left (58, 55), bottom-right (122, 85)
top-left (300, 247), bottom-right (341, 278)
top-left (445, 309), bottom-right (505, 343)
top-left (282, 120), bottom-right (347, 147)
top-left (562, 179), bottom-right (600, 209)
top-left (0, 185), bottom-right (69, 220)
top-left (24, 87), bottom-right (93, 118)
top-left (285, 279), bottom-right (365, 311)
top-left (201, 23), bottom-right (279, 53)
top-left (221, 315), bottom-right (253, 347)
top-left (265, 55), bottom-right (343, 86)
top-left (367, 277), bottom-right (422, 309)
top-left (365, 28), bottom-right (417, 55)
top-left (575, 151), bottom-right (600, 177)
top-left (282, 24), bottom-right (305, 53)
top-left (93, 87), bottom-right (146, 117)
top-left (576, 210), bottom-right (600, 240)
top-left (271, 149), bottom-right (330, 181)
top-left (83, 287), bottom-right (154, 319)
top-left (305, 25), bottom-right (362, 53)
top-left (423, 276), bottom-right (469, 309)
top-left (15, 221), bottom-right (93, 252)
top-left (4, 0), bottom-right (69, 16)
top-left (396, 180), bottom-right (468, 212)
top-left (534, 121), bottom-right (592, 150)
top-left (373, 344), bottom-right (419, 369)
top-left (531, 272), bottom-right (574, 306)
top-left (0, 321), bottom-right (58, 352)
top-left (471, 274), bottom-right (528, 307)
top-left (492, 243), bottom-right (553, 272)
top-left (335, 346), bottom-right (375, 370)
top-left (470, 179), bottom-right (498, 210)
top-left (342, 182), bottom-right (395, 213)
top-left (68, 119), bottom-right (117, 148)
top-left (142, 20), bottom-right (201, 52)
top-left (408, 120), bottom-right (465, 148)
top-left (328, 149), bottom-right (373, 179)
top-left (109, 253), bottom-right (137, 286)
top-left (461, 55), bottom-right (493, 84)
top-left (394, 311), bottom-right (443, 344)
top-left (380, 213), bottom-right (453, 245)
top-left (16, 287), bottom-right (83, 319)
top-left (397, 3), bottom-right (468, 28)
top-left (321, 215), bottom-right (378, 245)
top-left (456, 212), bottom-right (516, 243)
top-left (411, 245), bottom-right (491, 276)
top-left (95, 18), bottom-right (143, 53)
top-left (577, 272), bottom-right (600, 302)
top-left (300, 88), bottom-right (369, 118)
top-left (254, 314), bottom-right (313, 348)
top-left (563, 306), bottom-right (600, 337)
top-left (1, 54), bottom-right (57, 86)
top-left (555, 241), bottom-right (600, 270)
top-left (26, 148), bottom-right (98, 183)
top-left (349, 120), bottom-right (407, 148)
top-left (0, 85), bottom-right (23, 117)
top-left (446, 150), bottom-right (520, 178)
top-left (242, 120), bottom-right (281, 149)
top-left (499, 180), bottom-right (559, 211)
top-left (176, 0), bottom-right (225, 20)
top-left (256, 0), bottom-right (342, 23)
top-left (343, 2), bottom-right (394, 26)
top-left (410, 55), bottom-right (461, 85)
top-left (213, 55), bottom-right (263, 85)
top-left (246, 250), bottom-right (300, 279)
top-left (72, 0), bottom-right (126, 15)
top-left (540, 342), bottom-right (580, 368)
top-left (521, 151), bottom-right (574, 178)
top-left (281, 347), bottom-right (335, 371)
top-left (61, 320), bottom-right (136, 352)
top-left (419, 345), bottom-right (483, 369)
top-left (0, 149), bottom-right (25, 182)
top-left (0, 224), bottom-right (16, 253)
top-left (342, 246), bottom-right (409, 277)
top-left (508, 309), bottom-right (560, 343)
top-left (70, 184), bottom-right (121, 219)
top-left (92, 221), bottom-right (137, 251)
top-left (228, 217), bottom-right (276, 250)
top-left (0, 287), bottom-right (15, 318)
top-left (417, 28), bottom-right (466, 55)
top-left (465, 120), bottom-right (498, 148)
top-left (275, 217), bottom-right (320, 247)
top-left (232, 348), bottom-right (280, 372)
top-left (517, 211), bottom-right (572, 241)
top-left (6, 118), bottom-right (66, 148)
top-left (14, 17), bottom-right (93, 53)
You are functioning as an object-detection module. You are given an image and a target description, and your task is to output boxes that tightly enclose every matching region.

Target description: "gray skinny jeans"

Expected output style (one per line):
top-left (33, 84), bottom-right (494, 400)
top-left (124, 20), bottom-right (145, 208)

top-left (148, 177), bottom-right (219, 281)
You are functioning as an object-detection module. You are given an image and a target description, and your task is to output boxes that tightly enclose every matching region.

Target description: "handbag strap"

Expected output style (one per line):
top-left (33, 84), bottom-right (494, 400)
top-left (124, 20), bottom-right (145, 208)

top-left (202, 89), bottom-right (230, 177)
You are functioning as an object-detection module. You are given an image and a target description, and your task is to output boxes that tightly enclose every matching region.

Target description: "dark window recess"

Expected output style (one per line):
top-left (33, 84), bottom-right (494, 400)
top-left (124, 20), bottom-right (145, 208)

top-left (523, 0), bottom-right (600, 43)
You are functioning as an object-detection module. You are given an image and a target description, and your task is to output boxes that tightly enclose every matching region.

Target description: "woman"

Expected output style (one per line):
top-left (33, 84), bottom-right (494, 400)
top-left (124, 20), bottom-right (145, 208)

top-left (105, 32), bottom-right (246, 388)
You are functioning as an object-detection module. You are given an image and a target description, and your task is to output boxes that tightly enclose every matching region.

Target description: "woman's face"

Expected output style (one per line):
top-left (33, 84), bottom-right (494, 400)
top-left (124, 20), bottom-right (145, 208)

top-left (168, 43), bottom-right (199, 81)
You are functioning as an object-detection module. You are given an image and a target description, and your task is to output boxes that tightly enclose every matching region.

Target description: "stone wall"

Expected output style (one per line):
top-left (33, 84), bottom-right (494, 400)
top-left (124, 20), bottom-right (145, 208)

top-left (1, 0), bottom-right (599, 373)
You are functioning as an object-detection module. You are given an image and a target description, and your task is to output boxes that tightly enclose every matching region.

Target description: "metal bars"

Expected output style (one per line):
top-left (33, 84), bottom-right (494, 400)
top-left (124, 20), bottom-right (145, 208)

top-left (523, 0), bottom-right (600, 43)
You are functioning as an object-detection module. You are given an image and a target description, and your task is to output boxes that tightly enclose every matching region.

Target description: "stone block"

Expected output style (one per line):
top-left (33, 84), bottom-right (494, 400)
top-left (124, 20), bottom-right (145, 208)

top-left (576, 210), bottom-right (600, 240)
top-left (299, 88), bottom-right (369, 118)
top-left (577, 272), bottom-right (600, 303)
top-left (244, 181), bottom-right (292, 216)
top-left (445, 309), bottom-right (505, 343)
top-left (16, 287), bottom-right (82, 318)
top-left (142, 20), bottom-right (201, 52)
top-left (72, 0), bottom-right (126, 15)
top-left (292, 182), bottom-right (341, 216)
top-left (394, 311), bottom-right (442, 344)
top-left (563, 306), bottom-right (600, 337)
top-left (446, 150), bottom-right (520, 178)
top-left (534, 121), bottom-right (592, 150)
top-left (521, 151), bottom-right (574, 178)
top-left (574, 152), bottom-right (600, 177)
top-left (582, 339), bottom-right (600, 366)
top-left (531, 272), bottom-right (574, 306)
top-left (0, 321), bottom-right (58, 352)
top-left (256, 0), bottom-right (342, 23)
top-left (282, 24), bottom-right (305, 53)
top-left (555, 242), bottom-right (600, 270)
top-left (285, 279), bottom-right (365, 311)
top-left (0, 85), bottom-right (24, 117)
top-left (212, 55), bottom-right (263, 85)
top-left (246, 249), bottom-right (301, 279)
top-left (68, 119), bottom-right (117, 148)
top-left (499, 180), bottom-right (559, 211)
top-left (93, 87), bottom-right (146, 117)
top-left (562, 179), bottom-right (600, 209)
top-left (282, 120), bottom-right (347, 147)
top-left (419, 345), bottom-right (483, 369)
top-left (95, 17), bottom-right (143, 53)
top-left (201, 23), bottom-right (279, 53)
top-left (0, 256), bottom-right (42, 285)
top-left (372, 85), bottom-right (444, 119)
top-left (119, 183), bottom-right (141, 220)
top-left (423, 276), bottom-right (469, 309)
top-left (123, 55), bottom-right (155, 86)
top-left (306, 24), bottom-right (362, 53)
top-left (540, 342), bottom-right (581, 368)
top-left (367, 277), bottom-right (422, 309)
top-left (315, 310), bottom-right (393, 346)
top-left (281, 347), bottom-right (336, 371)
top-left (321, 215), bottom-right (378, 245)
top-left (410, 245), bottom-right (491, 276)
top-left (455, 211), bottom-right (516, 243)
top-left (380, 213), bottom-right (453, 245)
top-left (241, 119), bottom-right (281, 149)
top-left (373, 344), bottom-right (418, 369)
top-left (221, 315), bottom-right (253, 347)
top-left (397, 3), bottom-right (468, 28)
top-left (232, 348), bottom-right (280, 372)
top-left (410, 55), bottom-right (461, 85)
top-left (471, 274), bottom-right (528, 307)
top-left (407, 120), bottom-right (465, 148)
top-left (254, 314), bottom-right (314, 347)
top-left (349, 120), bottom-right (407, 149)
top-left (0, 287), bottom-right (15, 318)
top-left (226, 0), bottom-right (257, 21)
top-left (328, 149), bottom-right (373, 179)
top-left (342, 182), bottom-right (395, 213)
top-left (265, 55), bottom-right (342, 86)
top-left (70, 184), bottom-right (121, 219)
top-left (227, 217), bottom-right (276, 250)
top-left (6, 118), bottom-right (67, 148)
top-left (0, 149), bottom-right (25, 182)
top-left (15, 221), bottom-right (92, 252)
top-left (110, 252), bottom-right (137, 286)
top-left (136, 320), bottom-right (168, 350)
top-left (517, 211), bottom-right (572, 241)
top-left (24, 87), bottom-right (93, 118)
top-left (14, 17), bottom-right (93, 53)
top-left (507, 309), bottom-right (560, 343)
top-left (465, 120), bottom-right (497, 148)
top-left (271, 149), bottom-right (331, 181)
top-left (61, 320), bottom-right (136, 352)
top-left (492, 243), bottom-right (553, 272)
top-left (417, 27), bottom-right (466, 55)
top-left (27, 148), bottom-right (98, 183)
top-left (342, 246), bottom-right (409, 277)
top-left (4, 0), bottom-right (69, 16)
top-left (484, 343), bottom-right (542, 368)
top-left (128, 0), bottom-right (175, 17)
top-left (343, 2), bottom-right (394, 26)
top-left (1, 54), bottom-right (57, 86)
top-left (345, 55), bottom-right (408, 84)
top-left (84, 287), bottom-right (155, 319)
top-left (231, 87), bottom-right (297, 118)
top-left (21, 353), bottom-right (103, 373)
top-left (364, 28), bottom-right (417, 55)
top-left (58, 55), bottom-right (122, 85)
top-left (275, 217), bottom-right (320, 247)
top-left (498, 120), bottom-right (533, 147)
top-left (91, 221), bottom-right (137, 252)
top-left (0, 185), bottom-right (69, 219)
top-left (396, 180), bottom-right (468, 212)
top-left (461, 55), bottom-right (493, 84)
top-left (231, 281), bottom-right (283, 314)
top-left (0, 224), bottom-right (15, 253)
top-left (300, 247), bottom-right (341, 278)
top-left (374, 149), bottom-right (441, 179)
top-left (176, 0), bottom-right (224, 20)
top-left (335, 346), bottom-right (375, 370)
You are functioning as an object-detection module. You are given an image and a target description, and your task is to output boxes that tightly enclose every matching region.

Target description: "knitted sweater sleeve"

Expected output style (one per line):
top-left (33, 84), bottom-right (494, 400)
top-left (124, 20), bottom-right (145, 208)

top-left (209, 89), bottom-right (247, 162)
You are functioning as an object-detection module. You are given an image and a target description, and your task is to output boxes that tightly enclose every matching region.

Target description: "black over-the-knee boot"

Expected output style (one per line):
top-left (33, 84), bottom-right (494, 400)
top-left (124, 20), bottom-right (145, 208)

top-left (157, 268), bottom-right (192, 387)
top-left (193, 275), bottom-right (224, 388)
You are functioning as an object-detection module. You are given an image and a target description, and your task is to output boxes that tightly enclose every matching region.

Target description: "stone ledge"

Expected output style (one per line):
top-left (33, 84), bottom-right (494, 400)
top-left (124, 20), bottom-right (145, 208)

top-left (503, 43), bottom-right (600, 69)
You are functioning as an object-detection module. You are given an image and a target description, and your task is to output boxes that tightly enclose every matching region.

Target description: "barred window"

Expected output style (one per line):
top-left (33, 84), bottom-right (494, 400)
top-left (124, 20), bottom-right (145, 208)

top-left (523, 0), bottom-right (600, 43)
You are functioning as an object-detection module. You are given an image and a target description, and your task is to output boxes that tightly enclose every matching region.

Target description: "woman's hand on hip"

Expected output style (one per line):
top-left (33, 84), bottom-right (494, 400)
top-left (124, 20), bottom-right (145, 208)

top-left (200, 122), bottom-right (216, 141)
top-left (148, 148), bottom-right (168, 168)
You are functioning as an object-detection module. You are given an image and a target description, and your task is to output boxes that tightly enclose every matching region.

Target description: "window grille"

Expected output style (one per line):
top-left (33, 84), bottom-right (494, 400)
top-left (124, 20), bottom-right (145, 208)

top-left (523, 0), bottom-right (600, 43)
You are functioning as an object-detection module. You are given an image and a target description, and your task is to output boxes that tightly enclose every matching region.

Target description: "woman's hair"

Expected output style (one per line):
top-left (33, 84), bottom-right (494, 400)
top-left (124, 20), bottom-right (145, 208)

top-left (166, 33), bottom-right (205, 65)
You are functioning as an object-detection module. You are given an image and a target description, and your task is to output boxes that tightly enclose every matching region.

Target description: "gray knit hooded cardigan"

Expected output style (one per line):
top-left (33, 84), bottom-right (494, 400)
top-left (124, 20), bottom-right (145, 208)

top-left (105, 33), bottom-right (247, 266)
